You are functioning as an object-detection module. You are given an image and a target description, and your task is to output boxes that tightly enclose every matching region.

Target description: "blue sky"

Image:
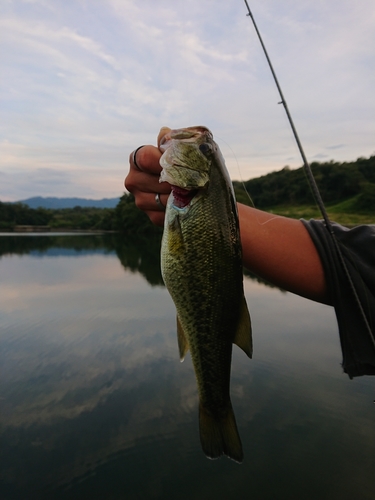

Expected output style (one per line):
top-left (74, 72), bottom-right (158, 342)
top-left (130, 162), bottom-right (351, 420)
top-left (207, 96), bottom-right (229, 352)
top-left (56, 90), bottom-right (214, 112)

top-left (1, 0), bottom-right (374, 201)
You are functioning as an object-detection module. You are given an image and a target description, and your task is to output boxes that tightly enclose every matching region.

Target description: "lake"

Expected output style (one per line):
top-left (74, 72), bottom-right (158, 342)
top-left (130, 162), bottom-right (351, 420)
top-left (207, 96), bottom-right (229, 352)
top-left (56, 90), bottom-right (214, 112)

top-left (0, 233), bottom-right (374, 500)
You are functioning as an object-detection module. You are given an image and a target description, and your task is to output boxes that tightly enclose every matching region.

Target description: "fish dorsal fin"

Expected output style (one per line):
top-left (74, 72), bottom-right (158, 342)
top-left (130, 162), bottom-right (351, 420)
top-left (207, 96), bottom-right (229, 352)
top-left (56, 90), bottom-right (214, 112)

top-left (177, 315), bottom-right (189, 362)
top-left (233, 294), bottom-right (252, 358)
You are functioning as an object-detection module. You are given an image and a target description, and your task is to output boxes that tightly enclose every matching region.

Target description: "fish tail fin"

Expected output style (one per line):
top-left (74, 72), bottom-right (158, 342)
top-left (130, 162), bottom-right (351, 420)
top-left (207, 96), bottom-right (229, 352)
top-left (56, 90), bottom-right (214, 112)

top-left (199, 403), bottom-right (243, 463)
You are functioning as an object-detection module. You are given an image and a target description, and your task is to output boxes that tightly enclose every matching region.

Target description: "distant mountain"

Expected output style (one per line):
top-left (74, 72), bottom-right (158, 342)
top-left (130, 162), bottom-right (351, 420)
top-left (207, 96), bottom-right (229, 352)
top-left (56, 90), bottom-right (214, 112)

top-left (15, 196), bottom-right (121, 209)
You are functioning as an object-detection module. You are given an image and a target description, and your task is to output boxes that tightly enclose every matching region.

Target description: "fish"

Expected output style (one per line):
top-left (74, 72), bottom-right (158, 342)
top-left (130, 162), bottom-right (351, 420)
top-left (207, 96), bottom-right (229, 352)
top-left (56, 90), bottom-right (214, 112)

top-left (158, 126), bottom-right (252, 463)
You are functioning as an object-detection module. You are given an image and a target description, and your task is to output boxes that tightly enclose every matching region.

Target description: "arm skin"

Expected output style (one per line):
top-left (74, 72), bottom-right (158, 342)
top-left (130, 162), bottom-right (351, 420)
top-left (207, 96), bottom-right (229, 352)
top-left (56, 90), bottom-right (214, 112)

top-left (237, 204), bottom-right (329, 304)
top-left (125, 144), bottom-right (330, 305)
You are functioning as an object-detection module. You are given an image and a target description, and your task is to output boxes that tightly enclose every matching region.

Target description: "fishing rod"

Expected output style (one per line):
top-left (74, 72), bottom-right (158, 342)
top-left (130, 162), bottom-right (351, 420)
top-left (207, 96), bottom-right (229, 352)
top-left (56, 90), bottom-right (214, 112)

top-left (243, 0), bottom-right (375, 351)
top-left (243, 0), bottom-right (331, 228)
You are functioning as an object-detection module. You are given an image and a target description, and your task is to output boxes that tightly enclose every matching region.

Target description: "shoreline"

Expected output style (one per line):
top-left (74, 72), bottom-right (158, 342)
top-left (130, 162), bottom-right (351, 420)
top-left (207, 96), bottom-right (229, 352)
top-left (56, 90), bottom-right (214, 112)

top-left (0, 229), bottom-right (118, 236)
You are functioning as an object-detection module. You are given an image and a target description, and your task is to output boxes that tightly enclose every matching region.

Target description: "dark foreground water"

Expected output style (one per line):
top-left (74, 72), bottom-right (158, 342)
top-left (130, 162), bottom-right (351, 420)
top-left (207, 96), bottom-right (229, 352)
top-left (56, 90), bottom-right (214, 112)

top-left (0, 233), bottom-right (374, 500)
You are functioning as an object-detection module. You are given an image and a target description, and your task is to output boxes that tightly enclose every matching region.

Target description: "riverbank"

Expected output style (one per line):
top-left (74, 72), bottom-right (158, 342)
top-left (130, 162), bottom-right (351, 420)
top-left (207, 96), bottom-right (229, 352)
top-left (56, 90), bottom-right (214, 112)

top-left (0, 227), bottom-right (118, 234)
top-left (264, 206), bottom-right (375, 226)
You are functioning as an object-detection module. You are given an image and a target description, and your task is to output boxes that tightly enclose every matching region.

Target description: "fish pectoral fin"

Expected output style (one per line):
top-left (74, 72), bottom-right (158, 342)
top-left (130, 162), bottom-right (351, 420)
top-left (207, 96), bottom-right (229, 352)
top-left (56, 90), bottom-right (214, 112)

top-left (233, 294), bottom-right (253, 358)
top-left (199, 403), bottom-right (243, 464)
top-left (177, 315), bottom-right (189, 362)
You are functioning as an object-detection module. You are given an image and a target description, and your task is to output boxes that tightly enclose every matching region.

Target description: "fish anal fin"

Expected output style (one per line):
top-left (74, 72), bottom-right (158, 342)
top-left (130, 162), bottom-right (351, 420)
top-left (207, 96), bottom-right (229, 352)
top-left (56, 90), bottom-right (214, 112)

top-left (199, 403), bottom-right (243, 464)
top-left (233, 294), bottom-right (253, 358)
top-left (177, 315), bottom-right (189, 362)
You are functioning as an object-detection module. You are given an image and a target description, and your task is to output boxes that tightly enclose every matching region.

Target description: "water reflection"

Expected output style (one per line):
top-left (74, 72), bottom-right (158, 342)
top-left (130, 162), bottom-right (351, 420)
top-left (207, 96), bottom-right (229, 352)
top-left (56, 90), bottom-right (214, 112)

top-left (114, 233), bottom-right (164, 286)
top-left (0, 234), bottom-right (374, 499)
top-left (0, 232), bottom-right (164, 286)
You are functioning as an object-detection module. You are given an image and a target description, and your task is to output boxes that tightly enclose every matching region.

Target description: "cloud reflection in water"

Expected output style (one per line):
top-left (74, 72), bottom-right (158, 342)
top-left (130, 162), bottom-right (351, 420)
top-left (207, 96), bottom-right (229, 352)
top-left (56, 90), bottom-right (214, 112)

top-left (0, 234), bottom-right (374, 499)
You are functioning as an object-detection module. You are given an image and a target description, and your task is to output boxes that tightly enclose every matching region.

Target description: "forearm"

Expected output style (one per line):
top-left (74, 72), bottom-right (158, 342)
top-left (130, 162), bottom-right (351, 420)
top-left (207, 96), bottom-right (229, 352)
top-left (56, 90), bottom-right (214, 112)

top-left (238, 203), bottom-right (330, 304)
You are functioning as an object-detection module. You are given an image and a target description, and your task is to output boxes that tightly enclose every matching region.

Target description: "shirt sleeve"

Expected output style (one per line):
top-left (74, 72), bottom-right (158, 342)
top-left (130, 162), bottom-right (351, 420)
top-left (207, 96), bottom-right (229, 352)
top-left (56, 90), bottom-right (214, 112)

top-left (301, 219), bottom-right (375, 378)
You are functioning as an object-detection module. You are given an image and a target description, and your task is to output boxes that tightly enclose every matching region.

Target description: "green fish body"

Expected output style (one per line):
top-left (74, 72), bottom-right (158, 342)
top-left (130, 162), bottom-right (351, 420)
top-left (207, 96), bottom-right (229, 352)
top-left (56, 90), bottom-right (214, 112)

top-left (159, 126), bottom-right (252, 463)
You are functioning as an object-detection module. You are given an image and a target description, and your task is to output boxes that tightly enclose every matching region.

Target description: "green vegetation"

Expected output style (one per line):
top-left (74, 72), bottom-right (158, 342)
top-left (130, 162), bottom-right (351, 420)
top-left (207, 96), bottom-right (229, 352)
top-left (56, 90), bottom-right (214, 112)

top-left (233, 155), bottom-right (375, 225)
top-left (0, 194), bottom-right (162, 235)
top-left (112, 193), bottom-right (162, 235)
top-left (0, 202), bottom-right (115, 231)
top-left (1, 155), bottom-right (374, 232)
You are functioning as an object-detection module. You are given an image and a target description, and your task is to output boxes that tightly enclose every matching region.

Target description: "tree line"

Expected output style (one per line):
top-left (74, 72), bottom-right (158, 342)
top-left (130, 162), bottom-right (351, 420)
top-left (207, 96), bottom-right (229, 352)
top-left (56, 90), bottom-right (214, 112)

top-left (233, 155), bottom-right (375, 211)
top-left (0, 194), bottom-right (161, 234)
top-left (1, 155), bottom-right (374, 232)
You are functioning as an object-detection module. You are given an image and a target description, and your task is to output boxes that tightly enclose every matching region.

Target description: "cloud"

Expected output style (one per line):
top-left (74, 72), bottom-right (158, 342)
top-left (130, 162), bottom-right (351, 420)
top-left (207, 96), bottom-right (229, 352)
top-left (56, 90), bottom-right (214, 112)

top-left (1, 0), bottom-right (374, 200)
top-left (313, 154), bottom-right (329, 160)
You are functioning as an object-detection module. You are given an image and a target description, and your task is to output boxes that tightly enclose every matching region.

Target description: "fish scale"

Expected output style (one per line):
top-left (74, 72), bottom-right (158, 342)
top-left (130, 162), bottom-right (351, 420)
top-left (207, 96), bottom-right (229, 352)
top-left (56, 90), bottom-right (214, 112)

top-left (160, 126), bottom-right (252, 462)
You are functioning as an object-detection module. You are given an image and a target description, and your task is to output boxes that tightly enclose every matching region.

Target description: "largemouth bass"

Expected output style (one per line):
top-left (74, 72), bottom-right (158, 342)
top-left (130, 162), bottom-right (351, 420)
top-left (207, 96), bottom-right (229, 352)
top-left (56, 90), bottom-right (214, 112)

top-left (159, 126), bottom-right (252, 463)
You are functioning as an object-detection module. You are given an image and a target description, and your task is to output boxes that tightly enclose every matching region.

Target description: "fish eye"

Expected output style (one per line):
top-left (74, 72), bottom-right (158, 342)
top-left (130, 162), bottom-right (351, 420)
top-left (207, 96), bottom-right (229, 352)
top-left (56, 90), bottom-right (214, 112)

top-left (199, 143), bottom-right (212, 156)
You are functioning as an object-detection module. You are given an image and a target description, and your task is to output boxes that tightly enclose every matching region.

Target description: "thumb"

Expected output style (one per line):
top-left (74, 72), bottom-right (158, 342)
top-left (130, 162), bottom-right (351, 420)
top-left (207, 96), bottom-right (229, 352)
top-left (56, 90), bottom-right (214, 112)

top-left (157, 126), bottom-right (172, 150)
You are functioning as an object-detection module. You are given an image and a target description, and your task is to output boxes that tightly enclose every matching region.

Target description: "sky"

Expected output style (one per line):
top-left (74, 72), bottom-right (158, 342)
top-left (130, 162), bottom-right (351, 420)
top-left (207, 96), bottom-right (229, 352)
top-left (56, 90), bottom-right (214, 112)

top-left (1, 0), bottom-right (374, 202)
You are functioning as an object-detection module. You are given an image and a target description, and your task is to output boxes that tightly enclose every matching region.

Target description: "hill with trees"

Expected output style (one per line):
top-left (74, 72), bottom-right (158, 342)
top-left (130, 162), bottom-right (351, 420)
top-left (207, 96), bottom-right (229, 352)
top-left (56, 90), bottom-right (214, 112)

top-left (1, 155), bottom-right (374, 232)
top-left (233, 155), bottom-right (375, 225)
top-left (0, 193), bottom-right (162, 234)
top-left (14, 196), bottom-right (120, 209)
top-left (234, 155), bottom-right (375, 207)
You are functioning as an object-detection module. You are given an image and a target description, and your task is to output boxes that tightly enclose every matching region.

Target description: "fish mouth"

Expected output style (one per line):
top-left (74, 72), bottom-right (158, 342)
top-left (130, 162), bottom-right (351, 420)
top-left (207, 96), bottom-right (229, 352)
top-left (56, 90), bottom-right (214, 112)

top-left (171, 185), bottom-right (198, 208)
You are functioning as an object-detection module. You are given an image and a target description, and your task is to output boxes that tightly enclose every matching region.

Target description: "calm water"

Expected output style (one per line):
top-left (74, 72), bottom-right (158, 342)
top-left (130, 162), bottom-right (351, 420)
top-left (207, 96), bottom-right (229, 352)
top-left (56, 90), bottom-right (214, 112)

top-left (0, 233), bottom-right (374, 500)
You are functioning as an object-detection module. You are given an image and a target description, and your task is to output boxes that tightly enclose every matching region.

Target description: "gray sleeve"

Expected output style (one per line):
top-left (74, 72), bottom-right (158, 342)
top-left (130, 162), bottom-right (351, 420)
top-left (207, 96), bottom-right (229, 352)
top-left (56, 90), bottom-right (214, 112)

top-left (301, 219), bottom-right (375, 378)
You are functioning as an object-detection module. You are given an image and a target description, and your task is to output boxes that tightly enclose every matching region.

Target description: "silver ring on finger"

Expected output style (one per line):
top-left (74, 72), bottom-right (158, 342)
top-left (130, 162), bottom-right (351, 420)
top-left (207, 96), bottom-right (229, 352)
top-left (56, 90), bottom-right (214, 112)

top-left (155, 193), bottom-right (165, 210)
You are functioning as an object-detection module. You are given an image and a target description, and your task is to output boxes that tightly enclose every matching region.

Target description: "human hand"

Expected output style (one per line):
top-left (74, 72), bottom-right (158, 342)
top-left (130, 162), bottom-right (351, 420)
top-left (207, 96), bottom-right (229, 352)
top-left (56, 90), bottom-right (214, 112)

top-left (125, 127), bottom-right (172, 227)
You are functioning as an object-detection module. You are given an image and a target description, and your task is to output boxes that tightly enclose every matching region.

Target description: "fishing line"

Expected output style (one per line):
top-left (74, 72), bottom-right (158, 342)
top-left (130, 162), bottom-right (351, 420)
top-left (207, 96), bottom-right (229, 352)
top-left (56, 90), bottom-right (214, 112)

top-left (243, 0), bottom-right (375, 350)
top-left (216, 135), bottom-right (255, 207)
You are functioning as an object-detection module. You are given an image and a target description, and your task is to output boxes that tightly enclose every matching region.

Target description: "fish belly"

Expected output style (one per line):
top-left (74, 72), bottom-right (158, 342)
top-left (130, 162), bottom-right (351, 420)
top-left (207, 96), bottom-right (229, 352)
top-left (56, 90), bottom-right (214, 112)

top-left (161, 194), bottom-right (245, 462)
